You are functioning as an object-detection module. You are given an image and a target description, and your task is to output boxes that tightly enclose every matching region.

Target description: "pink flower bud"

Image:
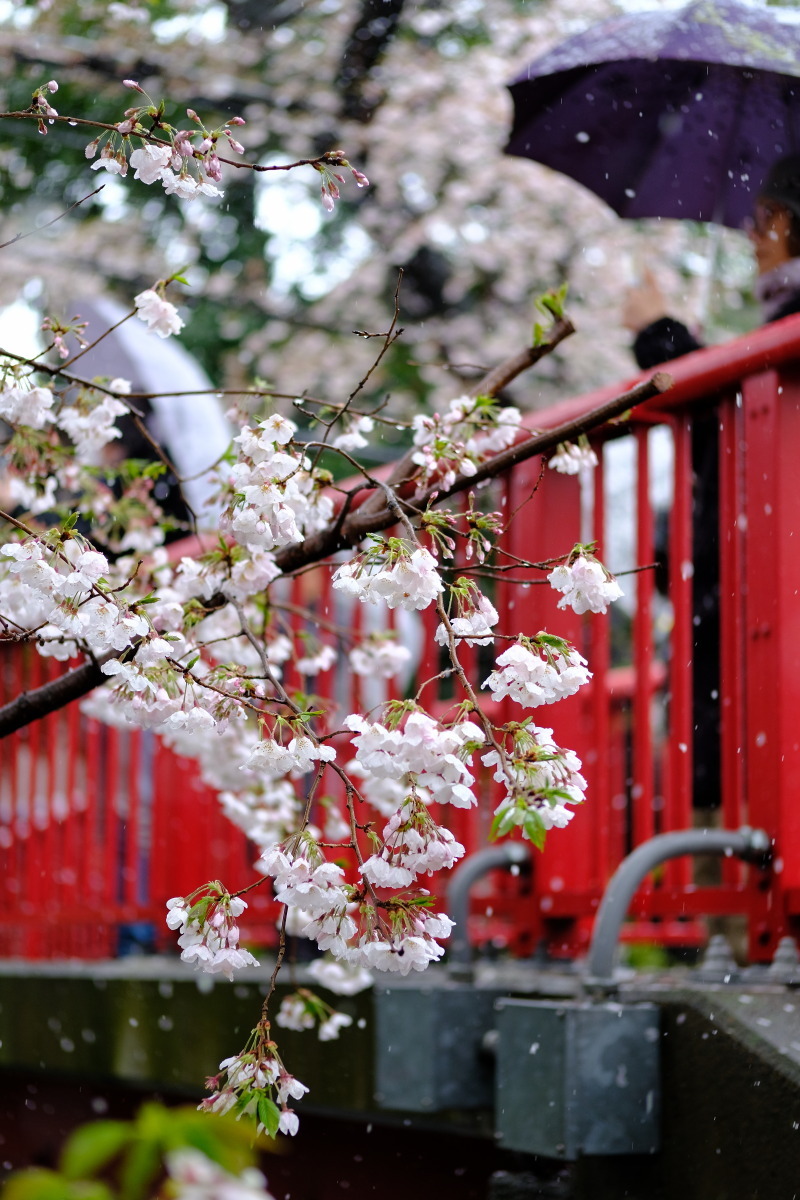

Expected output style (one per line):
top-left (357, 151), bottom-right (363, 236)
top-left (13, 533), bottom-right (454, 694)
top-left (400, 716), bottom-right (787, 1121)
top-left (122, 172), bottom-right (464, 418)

top-left (351, 168), bottom-right (369, 188)
top-left (122, 79), bottom-right (142, 91)
top-left (225, 133), bottom-right (245, 155)
top-left (186, 109), bottom-right (200, 123)
top-left (198, 137), bottom-right (212, 154)
top-left (205, 153), bottom-right (222, 181)
top-left (84, 138), bottom-right (100, 159)
top-left (46, 80), bottom-right (58, 93)
top-left (321, 191), bottom-right (335, 212)
top-left (227, 116), bottom-right (246, 126)
top-left (117, 119), bottom-right (135, 134)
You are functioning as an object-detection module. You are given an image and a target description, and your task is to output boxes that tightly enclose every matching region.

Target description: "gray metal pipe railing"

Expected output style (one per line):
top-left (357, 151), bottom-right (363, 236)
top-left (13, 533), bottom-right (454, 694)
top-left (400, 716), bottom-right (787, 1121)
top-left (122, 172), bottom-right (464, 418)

top-left (447, 842), bottom-right (531, 976)
top-left (584, 826), bottom-right (772, 989)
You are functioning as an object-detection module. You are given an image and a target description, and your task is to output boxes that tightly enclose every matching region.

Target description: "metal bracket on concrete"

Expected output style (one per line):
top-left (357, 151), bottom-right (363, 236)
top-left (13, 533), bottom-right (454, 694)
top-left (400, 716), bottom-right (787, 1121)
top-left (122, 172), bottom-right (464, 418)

top-left (494, 998), bottom-right (661, 1160)
top-left (373, 981), bottom-right (503, 1112)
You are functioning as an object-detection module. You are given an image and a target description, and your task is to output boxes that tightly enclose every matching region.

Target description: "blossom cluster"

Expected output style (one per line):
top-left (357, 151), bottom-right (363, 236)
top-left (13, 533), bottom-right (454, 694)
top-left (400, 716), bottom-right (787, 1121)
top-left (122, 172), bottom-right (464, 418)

top-left (484, 724), bottom-right (588, 848)
top-left (548, 437), bottom-right (599, 475)
top-left (483, 634), bottom-right (591, 708)
top-left (313, 149), bottom-right (370, 212)
top-left (276, 989), bottom-right (353, 1041)
top-left (166, 885), bottom-right (259, 980)
top-left (348, 635), bottom-right (411, 679)
top-left (256, 838), bottom-right (455, 976)
top-left (220, 414), bottom-right (333, 553)
top-left (83, 82), bottom-right (369, 213)
top-left (332, 542), bottom-right (444, 611)
top-left (0, 534), bottom-right (151, 659)
top-left (548, 550), bottom-right (624, 614)
top-left (435, 585), bottom-right (498, 646)
top-left (0, 371), bottom-right (130, 467)
top-left (361, 795), bottom-right (466, 888)
top-left (165, 1149), bottom-right (276, 1200)
top-left (410, 393), bottom-right (522, 492)
top-left (201, 1038), bottom-right (308, 1138)
top-left (345, 709), bottom-right (485, 809)
top-left (86, 85), bottom-right (249, 199)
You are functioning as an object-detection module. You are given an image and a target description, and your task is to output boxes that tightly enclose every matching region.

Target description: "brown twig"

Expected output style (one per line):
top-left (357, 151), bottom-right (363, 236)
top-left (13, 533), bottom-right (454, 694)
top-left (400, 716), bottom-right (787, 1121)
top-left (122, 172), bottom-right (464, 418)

top-left (354, 316), bottom-right (575, 521)
top-left (0, 186), bottom-right (105, 251)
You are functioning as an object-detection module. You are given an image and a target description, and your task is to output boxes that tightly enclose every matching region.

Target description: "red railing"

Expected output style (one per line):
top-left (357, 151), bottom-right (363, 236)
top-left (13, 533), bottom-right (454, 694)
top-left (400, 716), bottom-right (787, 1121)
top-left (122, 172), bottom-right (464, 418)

top-left (3, 316), bottom-right (800, 961)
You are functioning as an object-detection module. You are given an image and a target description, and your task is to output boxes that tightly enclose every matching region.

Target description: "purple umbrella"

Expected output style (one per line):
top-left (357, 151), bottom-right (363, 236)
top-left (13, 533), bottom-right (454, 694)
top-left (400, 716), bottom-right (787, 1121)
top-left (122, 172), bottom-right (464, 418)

top-left (505, 0), bottom-right (800, 228)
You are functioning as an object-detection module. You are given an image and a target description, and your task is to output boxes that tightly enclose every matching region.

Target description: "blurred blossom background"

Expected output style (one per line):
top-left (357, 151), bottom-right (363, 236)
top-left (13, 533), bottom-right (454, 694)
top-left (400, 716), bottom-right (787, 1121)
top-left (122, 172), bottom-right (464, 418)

top-left (0, 0), bottom-right (758, 428)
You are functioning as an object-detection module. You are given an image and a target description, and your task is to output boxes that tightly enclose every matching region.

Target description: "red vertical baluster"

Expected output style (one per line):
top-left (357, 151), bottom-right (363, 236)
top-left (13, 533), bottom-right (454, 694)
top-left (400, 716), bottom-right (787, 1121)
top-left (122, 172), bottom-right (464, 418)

top-left (26, 649), bottom-right (44, 957)
top-left (665, 413), bottom-right (694, 866)
top-left (590, 440), bottom-right (613, 902)
top-left (632, 426), bottom-right (655, 859)
top-left (740, 368), bottom-right (800, 954)
top-left (123, 730), bottom-right (141, 914)
top-left (717, 392), bottom-right (747, 885)
top-left (82, 717), bottom-right (102, 947)
top-left (63, 681), bottom-right (82, 941)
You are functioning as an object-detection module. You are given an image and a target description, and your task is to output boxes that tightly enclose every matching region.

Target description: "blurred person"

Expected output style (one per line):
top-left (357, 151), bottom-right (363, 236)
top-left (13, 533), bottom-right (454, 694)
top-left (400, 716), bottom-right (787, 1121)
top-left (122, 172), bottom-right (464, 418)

top-left (623, 154), bottom-right (800, 367)
top-left (620, 156), bottom-right (800, 813)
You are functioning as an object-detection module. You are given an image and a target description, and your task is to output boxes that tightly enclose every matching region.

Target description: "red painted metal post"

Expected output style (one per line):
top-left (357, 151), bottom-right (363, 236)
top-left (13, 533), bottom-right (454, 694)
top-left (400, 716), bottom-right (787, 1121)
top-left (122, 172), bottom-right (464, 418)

top-left (741, 367), bottom-right (800, 951)
top-left (664, 414), bottom-right (694, 870)
top-left (718, 392), bottom-right (748, 881)
top-left (632, 426), bottom-right (656, 853)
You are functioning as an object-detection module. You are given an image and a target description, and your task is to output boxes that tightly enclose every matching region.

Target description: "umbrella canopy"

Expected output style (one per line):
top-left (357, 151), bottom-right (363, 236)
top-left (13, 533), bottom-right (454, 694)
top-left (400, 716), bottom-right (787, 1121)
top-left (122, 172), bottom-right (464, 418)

top-left (505, 0), bottom-right (800, 228)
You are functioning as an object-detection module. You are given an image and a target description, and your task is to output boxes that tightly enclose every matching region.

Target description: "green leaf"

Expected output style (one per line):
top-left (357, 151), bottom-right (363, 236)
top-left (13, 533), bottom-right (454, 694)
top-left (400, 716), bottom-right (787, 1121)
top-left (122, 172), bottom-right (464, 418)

top-left (256, 1096), bottom-right (281, 1139)
top-left (490, 807), bottom-right (519, 840)
top-left (522, 809), bottom-right (547, 851)
top-left (60, 1121), bottom-right (132, 1181)
top-left (165, 1109), bottom-right (257, 1175)
top-left (117, 1138), bottom-right (163, 1200)
top-left (1, 1169), bottom-right (74, 1200)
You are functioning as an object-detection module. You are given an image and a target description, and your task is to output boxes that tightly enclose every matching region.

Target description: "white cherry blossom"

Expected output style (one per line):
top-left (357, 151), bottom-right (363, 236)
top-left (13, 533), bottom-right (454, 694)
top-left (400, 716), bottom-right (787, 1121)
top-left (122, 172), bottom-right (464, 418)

top-left (548, 553), bottom-right (623, 614)
top-left (134, 288), bottom-right (184, 338)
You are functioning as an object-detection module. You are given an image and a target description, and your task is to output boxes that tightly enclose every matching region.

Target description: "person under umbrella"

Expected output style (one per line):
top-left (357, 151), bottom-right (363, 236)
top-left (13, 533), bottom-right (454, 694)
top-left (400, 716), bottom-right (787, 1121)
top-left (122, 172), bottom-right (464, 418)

top-left (621, 155), bottom-right (800, 815)
top-left (623, 154), bottom-right (800, 366)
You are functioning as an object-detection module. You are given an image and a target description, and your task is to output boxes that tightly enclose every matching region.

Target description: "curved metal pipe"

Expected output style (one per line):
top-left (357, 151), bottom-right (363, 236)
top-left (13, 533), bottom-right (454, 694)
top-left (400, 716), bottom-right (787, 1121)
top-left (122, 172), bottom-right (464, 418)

top-left (584, 826), bottom-right (772, 989)
top-left (447, 842), bottom-right (531, 977)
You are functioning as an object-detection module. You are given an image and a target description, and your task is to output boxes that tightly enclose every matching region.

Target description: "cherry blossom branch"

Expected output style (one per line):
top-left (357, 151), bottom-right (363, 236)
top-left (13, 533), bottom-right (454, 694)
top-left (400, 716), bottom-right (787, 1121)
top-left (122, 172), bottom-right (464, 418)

top-left (0, 341), bottom-right (194, 512)
top-left (276, 370), bottom-right (672, 571)
top-left (0, 370), bottom-right (669, 738)
top-left (0, 110), bottom-right (353, 176)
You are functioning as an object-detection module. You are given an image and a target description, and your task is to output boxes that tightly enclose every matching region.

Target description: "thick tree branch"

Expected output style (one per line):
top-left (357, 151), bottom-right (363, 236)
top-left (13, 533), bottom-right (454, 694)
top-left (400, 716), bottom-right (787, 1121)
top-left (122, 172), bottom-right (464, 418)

top-left (0, 655), bottom-right (107, 738)
top-left (277, 370), bottom-right (672, 566)
top-left (337, 0), bottom-right (406, 122)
